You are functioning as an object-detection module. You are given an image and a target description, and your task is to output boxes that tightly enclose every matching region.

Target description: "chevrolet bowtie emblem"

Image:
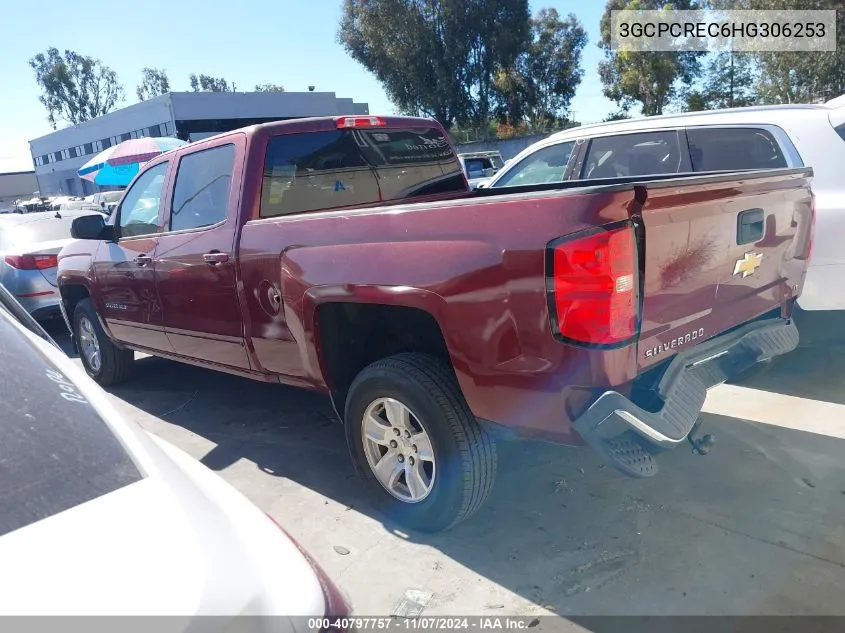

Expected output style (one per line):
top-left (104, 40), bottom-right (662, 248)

top-left (733, 252), bottom-right (763, 278)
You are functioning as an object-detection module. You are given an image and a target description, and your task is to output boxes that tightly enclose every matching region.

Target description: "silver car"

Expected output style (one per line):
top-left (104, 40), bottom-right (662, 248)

top-left (0, 210), bottom-right (100, 320)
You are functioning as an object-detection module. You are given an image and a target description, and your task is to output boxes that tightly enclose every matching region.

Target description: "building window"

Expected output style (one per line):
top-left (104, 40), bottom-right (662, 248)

top-left (53, 152), bottom-right (62, 162)
top-left (101, 138), bottom-right (112, 150)
top-left (149, 124), bottom-right (161, 137)
top-left (161, 122), bottom-right (170, 136)
top-left (68, 147), bottom-right (77, 159)
top-left (120, 132), bottom-right (131, 142)
top-left (130, 130), bottom-right (139, 139)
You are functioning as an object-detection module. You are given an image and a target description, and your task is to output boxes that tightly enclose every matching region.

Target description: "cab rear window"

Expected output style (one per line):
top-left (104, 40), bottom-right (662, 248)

top-left (260, 127), bottom-right (465, 217)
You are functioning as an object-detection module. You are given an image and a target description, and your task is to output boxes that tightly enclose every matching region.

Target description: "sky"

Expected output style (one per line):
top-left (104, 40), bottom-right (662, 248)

top-left (0, 0), bottom-right (614, 173)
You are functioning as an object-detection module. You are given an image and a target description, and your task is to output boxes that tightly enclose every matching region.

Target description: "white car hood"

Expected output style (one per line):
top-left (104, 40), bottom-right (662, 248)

top-left (0, 313), bottom-right (328, 620)
top-left (0, 478), bottom-right (257, 615)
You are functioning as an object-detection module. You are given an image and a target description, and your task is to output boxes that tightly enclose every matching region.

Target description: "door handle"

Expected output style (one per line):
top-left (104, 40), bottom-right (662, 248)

top-left (134, 254), bottom-right (152, 267)
top-left (203, 251), bottom-right (230, 265)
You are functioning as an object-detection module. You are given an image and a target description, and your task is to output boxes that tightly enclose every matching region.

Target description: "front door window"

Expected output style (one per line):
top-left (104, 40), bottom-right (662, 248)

top-left (118, 163), bottom-right (168, 238)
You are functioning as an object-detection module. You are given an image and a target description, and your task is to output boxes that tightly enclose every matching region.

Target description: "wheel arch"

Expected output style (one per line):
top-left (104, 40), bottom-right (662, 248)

top-left (305, 286), bottom-right (456, 420)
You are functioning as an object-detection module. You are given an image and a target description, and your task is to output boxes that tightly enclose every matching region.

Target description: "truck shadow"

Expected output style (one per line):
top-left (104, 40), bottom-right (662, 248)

top-left (730, 345), bottom-right (845, 405)
top-left (101, 348), bottom-right (845, 616)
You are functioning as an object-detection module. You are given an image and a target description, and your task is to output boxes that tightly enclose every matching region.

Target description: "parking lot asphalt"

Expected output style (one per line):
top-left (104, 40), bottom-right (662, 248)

top-left (50, 320), bottom-right (845, 617)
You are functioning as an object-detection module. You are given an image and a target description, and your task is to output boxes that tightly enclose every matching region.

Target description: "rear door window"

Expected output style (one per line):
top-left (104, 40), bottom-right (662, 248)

top-left (170, 144), bottom-right (235, 232)
top-left (493, 142), bottom-right (575, 187)
top-left (581, 131), bottom-right (685, 179)
top-left (260, 127), bottom-right (465, 218)
top-left (686, 127), bottom-right (788, 171)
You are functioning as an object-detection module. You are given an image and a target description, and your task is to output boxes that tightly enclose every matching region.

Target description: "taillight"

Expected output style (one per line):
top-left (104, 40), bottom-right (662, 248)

top-left (336, 115), bottom-right (385, 129)
top-left (547, 223), bottom-right (638, 346)
top-left (4, 254), bottom-right (58, 270)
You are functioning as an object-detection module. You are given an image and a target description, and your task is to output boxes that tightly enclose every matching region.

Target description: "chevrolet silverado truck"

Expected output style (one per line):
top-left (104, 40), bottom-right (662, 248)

top-left (57, 115), bottom-right (814, 532)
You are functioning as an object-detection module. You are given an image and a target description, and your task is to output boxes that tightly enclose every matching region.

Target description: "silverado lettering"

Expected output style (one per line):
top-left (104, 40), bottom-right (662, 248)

top-left (644, 328), bottom-right (706, 358)
top-left (57, 115), bottom-right (814, 533)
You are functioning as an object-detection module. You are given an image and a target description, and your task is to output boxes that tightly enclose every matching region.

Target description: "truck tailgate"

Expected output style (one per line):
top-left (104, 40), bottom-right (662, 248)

top-left (636, 169), bottom-right (813, 370)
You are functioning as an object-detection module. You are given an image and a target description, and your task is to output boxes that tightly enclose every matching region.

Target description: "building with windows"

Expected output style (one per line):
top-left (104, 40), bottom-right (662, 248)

top-left (28, 91), bottom-right (370, 196)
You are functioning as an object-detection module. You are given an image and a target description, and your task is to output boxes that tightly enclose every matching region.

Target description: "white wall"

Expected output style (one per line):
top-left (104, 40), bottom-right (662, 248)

top-left (0, 171), bottom-right (38, 205)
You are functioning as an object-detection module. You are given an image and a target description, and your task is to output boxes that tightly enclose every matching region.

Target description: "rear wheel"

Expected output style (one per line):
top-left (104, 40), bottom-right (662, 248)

top-left (345, 353), bottom-right (496, 532)
top-left (73, 298), bottom-right (133, 386)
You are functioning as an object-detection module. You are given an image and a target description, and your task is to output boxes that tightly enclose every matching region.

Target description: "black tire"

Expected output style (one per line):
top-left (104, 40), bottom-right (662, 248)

top-left (73, 298), bottom-right (134, 386)
top-left (344, 353), bottom-right (496, 533)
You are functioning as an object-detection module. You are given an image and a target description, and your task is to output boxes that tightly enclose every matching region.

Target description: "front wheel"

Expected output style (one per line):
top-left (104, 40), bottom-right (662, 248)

top-left (73, 298), bottom-right (134, 386)
top-left (345, 353), bottom-right (497, 533)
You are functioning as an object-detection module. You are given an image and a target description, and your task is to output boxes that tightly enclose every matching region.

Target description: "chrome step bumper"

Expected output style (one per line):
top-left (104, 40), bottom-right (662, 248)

top-left (573, 317), bottom-right (799, 475)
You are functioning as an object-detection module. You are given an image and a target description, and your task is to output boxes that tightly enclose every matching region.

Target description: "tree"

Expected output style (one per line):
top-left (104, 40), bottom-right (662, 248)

top-left (189, 74), bottom-right (236, 92)
top-left (492, 8), bottom-right (587, 128)
top-left (254, 83), bottom-right (285, 92)
top-left (604, 109), bottom-right (632, 121)
top-left (716, 0), bottom-right (845, 104)
top-left (701, 52), bottom-right (755, 109)
top-left (136, 67), bottom-right (170, 101)
top-left (29, 47), bottom-right (125, 129)
top-left (465, 0), bottom-right (531, 124)
top-left (683, 89), bottom-right (708, 112)
top-left (338, 0), bottom-right (529, 129)
top-left (598, 0), bottom-right (703, 116)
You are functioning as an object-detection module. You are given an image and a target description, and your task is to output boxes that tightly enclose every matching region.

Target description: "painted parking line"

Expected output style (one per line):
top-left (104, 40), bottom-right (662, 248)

top-left (703, 383), bottom-right (845, 440)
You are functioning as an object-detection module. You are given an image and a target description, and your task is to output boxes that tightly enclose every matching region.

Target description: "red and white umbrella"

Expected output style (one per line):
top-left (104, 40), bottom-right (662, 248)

top-left (78, 137), bottom-right (187, 186)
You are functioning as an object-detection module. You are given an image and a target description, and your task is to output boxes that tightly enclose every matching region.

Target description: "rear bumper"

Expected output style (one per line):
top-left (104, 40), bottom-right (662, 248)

top-left (573, 317), bottom-right (799, 455)
top-left (15, 293), bottom-right (62, 321)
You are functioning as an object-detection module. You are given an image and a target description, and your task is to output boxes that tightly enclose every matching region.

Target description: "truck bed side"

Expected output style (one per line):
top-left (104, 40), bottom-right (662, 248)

top-left (236, 168), bottom-right (813, 444)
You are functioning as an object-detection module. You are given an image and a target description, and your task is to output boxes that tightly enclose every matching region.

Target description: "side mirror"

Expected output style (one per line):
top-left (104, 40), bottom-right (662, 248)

top-left (71, 214), bottom-right (114, 241)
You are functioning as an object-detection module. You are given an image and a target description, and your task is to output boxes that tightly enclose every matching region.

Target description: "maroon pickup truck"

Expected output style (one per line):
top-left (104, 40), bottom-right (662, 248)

top-left (58, 115), bottom-right (814, 532)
